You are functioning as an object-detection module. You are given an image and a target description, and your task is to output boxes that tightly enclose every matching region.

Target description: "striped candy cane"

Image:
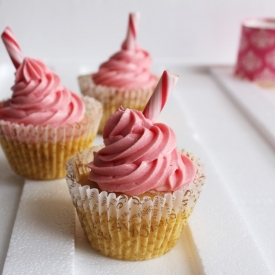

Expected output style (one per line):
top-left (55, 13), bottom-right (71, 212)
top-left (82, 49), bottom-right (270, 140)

top-left (122, 12), bottom-right (140, 50)
top-left (1, 26), bottom-right (24, 69)
top-left (143, 70), bottom-right (179, 121)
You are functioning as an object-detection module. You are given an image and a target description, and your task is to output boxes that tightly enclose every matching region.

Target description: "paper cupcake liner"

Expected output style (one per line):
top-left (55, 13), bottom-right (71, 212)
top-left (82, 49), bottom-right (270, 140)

top-left (66, 147), bottom-right (205, 261)
top-left (78, 75), bottom-right (157, 133)
top-left (0, 97), bottom-right (103, 180)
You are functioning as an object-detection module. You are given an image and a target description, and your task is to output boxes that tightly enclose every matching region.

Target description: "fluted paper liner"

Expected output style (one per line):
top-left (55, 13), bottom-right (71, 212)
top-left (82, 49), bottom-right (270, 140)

top-left (66, 147), bottom-right (205, 261)
top-left (0, 97), bottom-right (103, 180)
top-left (78, 75), bottom-right (157, 133)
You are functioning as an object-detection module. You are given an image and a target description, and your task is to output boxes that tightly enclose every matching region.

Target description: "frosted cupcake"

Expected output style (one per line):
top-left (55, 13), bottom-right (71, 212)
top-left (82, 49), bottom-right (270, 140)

top-left (78, 12), bottom-right (158, 133)
top-left (0, 27), bottom-right (102, 180)
top-left (66, 71), bottom-right (205, 260)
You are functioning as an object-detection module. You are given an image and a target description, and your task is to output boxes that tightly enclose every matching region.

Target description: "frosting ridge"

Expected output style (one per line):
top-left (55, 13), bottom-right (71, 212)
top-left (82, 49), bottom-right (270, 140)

top-left (87, 107), bottom-right (196, 196)
top-left (92, 43), bottom-right (156, 89)
top-left (0, 58), bottom-right (85, 126)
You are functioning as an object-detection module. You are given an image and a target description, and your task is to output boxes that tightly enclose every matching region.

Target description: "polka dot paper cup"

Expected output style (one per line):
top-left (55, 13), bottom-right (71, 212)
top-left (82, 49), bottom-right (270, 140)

top-left (235, 18), bottom-right (275, 86)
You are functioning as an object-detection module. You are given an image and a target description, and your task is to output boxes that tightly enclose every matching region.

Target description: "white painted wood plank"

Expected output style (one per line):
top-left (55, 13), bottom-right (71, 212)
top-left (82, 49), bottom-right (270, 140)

top-left (0, 148), bottom-right (24, 274)
top-left (210, 66), bottom-right (275, 150)
top-left (3, 180), bottom-right (75, 275)
top-left (174, 66), bottom-right (275, 273)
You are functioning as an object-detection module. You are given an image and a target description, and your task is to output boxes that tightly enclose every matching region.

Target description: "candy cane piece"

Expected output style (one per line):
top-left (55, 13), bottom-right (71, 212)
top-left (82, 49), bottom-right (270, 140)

top-left (143, 70), bottom-right (179, 121)
top-left (122, 12), bottom-right (140, 50)
top-left (1, 26), bottom-right (24, 68)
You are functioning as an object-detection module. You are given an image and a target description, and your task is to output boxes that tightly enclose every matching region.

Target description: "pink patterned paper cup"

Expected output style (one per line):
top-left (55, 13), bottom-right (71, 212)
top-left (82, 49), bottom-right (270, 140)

top-left (235, 18), bottom-right (275, 86)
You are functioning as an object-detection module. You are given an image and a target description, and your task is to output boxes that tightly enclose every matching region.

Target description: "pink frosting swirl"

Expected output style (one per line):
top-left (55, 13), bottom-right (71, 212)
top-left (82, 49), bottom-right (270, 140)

top-left (87, 107), bottom-right (196, 196)
top-left (92, 43), bottom-right (156, 89)
top-left (0, 58), bottom-right (85, 127)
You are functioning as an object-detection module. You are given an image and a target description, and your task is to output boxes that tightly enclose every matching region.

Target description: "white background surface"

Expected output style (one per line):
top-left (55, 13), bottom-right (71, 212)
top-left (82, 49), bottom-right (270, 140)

top-left (1, 0), bottom-right (275, 274)
top-left (1, 0), bottom-right (275, 65)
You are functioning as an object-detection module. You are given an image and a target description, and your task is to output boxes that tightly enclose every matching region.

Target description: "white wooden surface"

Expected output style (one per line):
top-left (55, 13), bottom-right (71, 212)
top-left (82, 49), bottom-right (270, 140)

top-left (211, 66), bottom-right (275, 149)
top-left (0, 64), bottom-right (275, 274)
top-left (3, 180), bottom-right (75, 275)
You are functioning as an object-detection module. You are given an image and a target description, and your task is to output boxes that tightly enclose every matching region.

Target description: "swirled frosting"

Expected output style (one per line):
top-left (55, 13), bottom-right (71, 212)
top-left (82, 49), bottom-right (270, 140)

top-left (87, 107), bottom-right (196, 196)
top-left (92, 43), bottom-right (156, 89)
top-left (0, 58), bottom-right (85, 126)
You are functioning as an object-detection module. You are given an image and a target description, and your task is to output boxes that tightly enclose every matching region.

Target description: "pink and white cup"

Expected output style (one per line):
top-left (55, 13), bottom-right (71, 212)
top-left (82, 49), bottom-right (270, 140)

top-left (235, 18), bottom-right (275, 86)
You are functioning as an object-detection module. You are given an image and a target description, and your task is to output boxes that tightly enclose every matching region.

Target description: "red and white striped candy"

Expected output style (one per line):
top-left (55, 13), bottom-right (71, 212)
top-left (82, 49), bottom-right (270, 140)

top-left (143, 70), bottom-right (179, 121)
top-left (1, 26), bottom-right (24, 69)
top-left (122, 12), bottom-right (140, 50)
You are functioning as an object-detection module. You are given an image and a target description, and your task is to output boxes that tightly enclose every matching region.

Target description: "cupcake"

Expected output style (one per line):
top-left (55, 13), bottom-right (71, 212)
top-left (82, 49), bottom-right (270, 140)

top-left (78, 12), bottom-right (158, 133)
top-left (0, 27), bottom-right (102, 180)
top-left (66, 71), bottom-right (205, 260)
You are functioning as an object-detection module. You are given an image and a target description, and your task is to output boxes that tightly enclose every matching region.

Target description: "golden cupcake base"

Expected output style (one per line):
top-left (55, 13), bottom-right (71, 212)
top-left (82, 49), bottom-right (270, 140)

top-left (0, 136), bottom-right (95, 180)
top-left (77, 205), bottom-right (190, 261)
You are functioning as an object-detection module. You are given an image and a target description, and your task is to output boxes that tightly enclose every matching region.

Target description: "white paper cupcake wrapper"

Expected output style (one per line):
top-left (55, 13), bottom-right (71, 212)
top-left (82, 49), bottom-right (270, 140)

top-left (66, 147), bottom-right (205, 260)
top-left (0, 96), bottom-right (102, 143)
top-left (78, 75), bottom-right (157, 132)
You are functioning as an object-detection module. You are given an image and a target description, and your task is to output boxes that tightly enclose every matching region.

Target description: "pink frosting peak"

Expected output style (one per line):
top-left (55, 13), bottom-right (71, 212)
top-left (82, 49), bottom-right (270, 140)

top-left (0, 58), bottom-right (85, 127)
top-left (92, 43), bottom-right (156, 90)
top-left (87, 107), bottom-right (196, 196)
